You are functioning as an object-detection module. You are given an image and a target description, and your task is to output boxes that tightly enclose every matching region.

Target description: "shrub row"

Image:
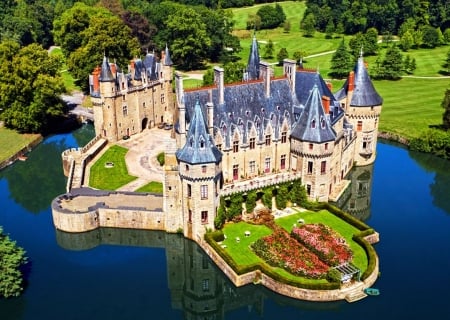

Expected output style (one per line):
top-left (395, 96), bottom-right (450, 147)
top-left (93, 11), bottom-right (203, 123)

top-left (204, 231), bottom-right (340, 290)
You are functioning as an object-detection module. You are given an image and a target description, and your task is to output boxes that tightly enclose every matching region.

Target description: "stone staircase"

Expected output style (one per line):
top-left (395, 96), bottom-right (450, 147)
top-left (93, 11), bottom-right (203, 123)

top-left (345, 290), bottom-right (368, 302)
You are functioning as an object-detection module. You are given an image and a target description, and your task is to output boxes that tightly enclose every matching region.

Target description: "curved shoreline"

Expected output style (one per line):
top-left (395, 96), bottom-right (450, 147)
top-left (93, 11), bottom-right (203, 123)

top-left (0, 134), bottom-right (43, 171)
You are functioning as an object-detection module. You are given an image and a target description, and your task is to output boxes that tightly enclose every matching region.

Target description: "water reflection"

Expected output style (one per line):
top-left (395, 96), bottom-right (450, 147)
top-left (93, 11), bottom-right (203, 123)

top-left (332, 164), bottom-right (374, 221)
top-left (408, 149), bottom-right (450, 215)
top-left (56, 229), bottom-right (343, 319)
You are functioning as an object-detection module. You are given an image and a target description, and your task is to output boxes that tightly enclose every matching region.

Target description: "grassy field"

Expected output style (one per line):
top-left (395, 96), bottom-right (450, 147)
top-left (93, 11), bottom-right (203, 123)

top-left (220, 209), bottom-right (369, 283)
top-left (0, 127), bottom-right (41, 163)
top-left (88, 145), bottom-right (137, 190)
top-left (136, 181), bottom-right (163, 194)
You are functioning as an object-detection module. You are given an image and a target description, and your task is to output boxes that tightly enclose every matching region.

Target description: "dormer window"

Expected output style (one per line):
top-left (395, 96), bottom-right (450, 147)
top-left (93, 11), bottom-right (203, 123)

top-left (311, 119), bottom-right (316, 128)
top-left (190, 137), bottom-right (194, 147)
top-left (222, 124), bottom-right (227, 136)
top-left (199, 137), bottom-right (205, 149)
top-left (321, 117), bottom-right (326, 129)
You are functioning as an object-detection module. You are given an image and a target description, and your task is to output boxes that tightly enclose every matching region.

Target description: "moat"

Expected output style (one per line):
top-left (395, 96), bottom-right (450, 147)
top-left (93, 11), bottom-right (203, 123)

top-left (1, 124), bottom-right (450, 319)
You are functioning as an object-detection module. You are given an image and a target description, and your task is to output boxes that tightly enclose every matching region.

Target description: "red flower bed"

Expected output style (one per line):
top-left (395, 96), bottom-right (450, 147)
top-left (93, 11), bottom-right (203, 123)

top-left (251, 226), bottom-right (329, 279)
top-left (291, 223), bottom-right (353, 266)
top-left (251, 223), bottom-right (353, 279)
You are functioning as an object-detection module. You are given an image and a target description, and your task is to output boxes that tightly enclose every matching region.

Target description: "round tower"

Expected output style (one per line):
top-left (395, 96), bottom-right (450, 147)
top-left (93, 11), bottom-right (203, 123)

top-left (340, 55), bottom-right (383, 166)
top-left (98, 56), bottom-right (119, 141)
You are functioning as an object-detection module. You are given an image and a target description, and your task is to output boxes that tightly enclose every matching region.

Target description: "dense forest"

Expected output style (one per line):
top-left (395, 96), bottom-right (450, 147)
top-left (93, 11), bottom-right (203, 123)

top-left (303, 0), bottom-right (450, 35)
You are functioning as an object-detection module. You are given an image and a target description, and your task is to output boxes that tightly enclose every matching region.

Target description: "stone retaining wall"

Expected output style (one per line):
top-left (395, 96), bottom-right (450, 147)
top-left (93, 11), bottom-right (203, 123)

top-left (198, 237), bottom-right (379, 302)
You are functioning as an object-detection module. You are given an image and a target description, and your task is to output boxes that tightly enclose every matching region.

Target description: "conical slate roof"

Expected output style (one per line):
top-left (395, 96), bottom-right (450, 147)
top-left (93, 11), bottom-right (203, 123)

top-left (176, 99), bottom-right (222, 165)
top-left (99, 56), bottom-right (114, 82)
top-left (291, 85), bottom-right (336, 143)
top-left (164, 43), bottom-right (173, 66)
top-left (335, 56), bottom-right (383, 107)
top-left (246, 34), bottom-right (260, 80)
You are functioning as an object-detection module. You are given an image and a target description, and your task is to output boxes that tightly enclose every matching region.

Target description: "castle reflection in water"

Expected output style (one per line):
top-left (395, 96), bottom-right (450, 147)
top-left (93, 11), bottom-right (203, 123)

top-left (56, 164), bottom-right (373, 319)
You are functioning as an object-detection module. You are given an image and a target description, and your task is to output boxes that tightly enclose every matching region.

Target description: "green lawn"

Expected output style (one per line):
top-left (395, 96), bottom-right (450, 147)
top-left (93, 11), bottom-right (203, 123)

top-left (0, 127), bottom-right (41, 163)
top-left (88, 145), bottom-right (137, 190)
top-left (275, 210), bottom-right (368, 272)
top-left (136, 181), bottom-right (163, 194)
top-left (220, 210), bottom-right (369, 283)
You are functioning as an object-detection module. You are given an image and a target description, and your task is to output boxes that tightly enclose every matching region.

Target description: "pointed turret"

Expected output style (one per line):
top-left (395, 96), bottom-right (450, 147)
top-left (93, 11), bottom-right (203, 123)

top-left (99, 56), bottom-right (114, 82)
top-left (335, 52), bottom-right (383, 107)
top-left (176, 99), bottom-right (222, 165)
top-left (246, 33), bottom-right (260, 80)
top-left (164, 43), bottom-right (173, 66)
top-left (291, 85), bottom-right (336, 143)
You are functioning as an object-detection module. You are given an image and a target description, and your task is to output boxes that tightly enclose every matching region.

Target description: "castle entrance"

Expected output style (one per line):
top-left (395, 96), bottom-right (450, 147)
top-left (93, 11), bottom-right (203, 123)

top-left (141, 118), bottom-right (148, 131)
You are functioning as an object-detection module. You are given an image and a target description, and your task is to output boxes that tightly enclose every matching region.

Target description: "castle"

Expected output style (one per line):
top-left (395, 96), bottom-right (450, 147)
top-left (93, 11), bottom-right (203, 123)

top-left (51, 36), bottom-right (381, 301)
top-left (85, 35), bottom-right (382, 241)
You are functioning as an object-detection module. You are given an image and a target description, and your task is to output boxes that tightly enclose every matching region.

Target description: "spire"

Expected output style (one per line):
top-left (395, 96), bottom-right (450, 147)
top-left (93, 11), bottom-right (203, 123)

top-left (350, 53), bottom-right (383, 107)
top-left (290, 85), bottom-right (336, 143)
top-left (176, 99), bottom-right (222, 164)
top-left (246, 33), bottom-right (260, 80)
top-left (99, 56), bottom-right (115, 82)
top-left (164, 43), bottom-right (173, 66)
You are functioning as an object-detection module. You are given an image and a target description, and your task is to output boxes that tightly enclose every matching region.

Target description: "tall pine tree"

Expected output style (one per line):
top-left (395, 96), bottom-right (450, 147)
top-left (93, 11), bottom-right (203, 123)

top-left (442, 89), bottom-right (450, 130)
top-left (329, 39), bottom-right (353, 78)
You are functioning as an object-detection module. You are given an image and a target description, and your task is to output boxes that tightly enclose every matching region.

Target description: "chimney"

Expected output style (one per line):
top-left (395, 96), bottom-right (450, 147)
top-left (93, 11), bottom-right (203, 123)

top-left (283, 59), bottom-right (296, 92)
top-left (92, 66), bottom-right (101, 92)
top-left (326, 81), bottom-right (332, 92)
top-left (260, 61), bottom-right (271, 98)
top-left (214, 66), bottom-right (224, 105)
top-left (206, 102), bottom-right (214, 133)
top-left (348, 71), bottom-right (355, 92)
top-left (175, 71), bottom-right (184, 105)
top-left (110, 63), bottom-right (117, 77)
top-left (322, 96), bottom-right (330, 114)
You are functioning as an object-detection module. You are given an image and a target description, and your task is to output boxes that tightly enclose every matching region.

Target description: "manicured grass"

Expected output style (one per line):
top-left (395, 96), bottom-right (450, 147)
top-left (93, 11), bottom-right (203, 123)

top-left (375, 78), bottom-right (448, 139)
top-left (221, 222), bottom-right (273, 265)
top-left (136, 181), bottom-right (163, 194)
top-left (0, 127), bottom-right (41, 163)
top-left (183, 78), bottom-right (204, 89)
top-left (275, 210), bottom-right (368, 272)
top-left (88, 145), bottom-right (137, 190)
top-left (220, 210), bottom-right (369, 283)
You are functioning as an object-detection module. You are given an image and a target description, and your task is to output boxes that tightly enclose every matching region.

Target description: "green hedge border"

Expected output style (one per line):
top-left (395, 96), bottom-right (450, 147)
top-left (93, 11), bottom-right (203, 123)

top-left (206, 201), bottom-right (378, 288)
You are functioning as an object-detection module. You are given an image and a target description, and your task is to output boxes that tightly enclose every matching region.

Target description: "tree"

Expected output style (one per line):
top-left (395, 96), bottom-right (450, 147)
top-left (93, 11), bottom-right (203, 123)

top-left (277, 48), bottom-right (289, 66)
top-left (0, 41), bottom-right (66, 133)
top-left (422, 25), bottom-right (440, 48)
top-left (257, 4), bottom-right (285, 30)
top-left (442, 89), bottom-right (450, 130)
top-left (400, 30), bottom-right (414, 51)
top-left (445, 50), bottom-right (450, 74)
top-left (364, 27), bottom-right (379, 55)
top-left (223, 62), bottom-right (246, 83)
top-left (376, 44), bottom-right (403, 80)
top-left (301, 13), bottom-right (316, 37)
top-left (264, 40), bottom-right (274, 59)
top-left (0, 226), bottom-right (28, 298)
top-left (283, 20), bottom-right (291, 33)
top-left (67, 15), bottom-right (140, 92)
top-left (246, 13), bottom-right (261, 30)
top-left (444, 28), bottom-right (450, 44)
top-left (121, 10), bottom-right (157, 53)
top-left (329, 39), bottom-right (353, 78)
top-left (293, 50), bottom-right (307, 64)
top-left (166, 7), bottom-right (211, 70)
top-left (325, 18), bottom-right (335, 39)
top-left (53, 2), bottom-right (112, 58)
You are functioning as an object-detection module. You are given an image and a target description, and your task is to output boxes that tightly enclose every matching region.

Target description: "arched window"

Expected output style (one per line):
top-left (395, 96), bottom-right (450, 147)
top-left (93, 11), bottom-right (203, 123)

top-left (311, 119), bottom-right (316, 128)
top-left (321, 117), bottom-right (326, 129)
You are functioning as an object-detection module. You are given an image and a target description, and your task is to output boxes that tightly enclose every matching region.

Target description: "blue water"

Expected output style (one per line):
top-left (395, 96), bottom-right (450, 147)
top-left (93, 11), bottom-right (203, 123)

top-left (1, 126), bottom-right (450, 319)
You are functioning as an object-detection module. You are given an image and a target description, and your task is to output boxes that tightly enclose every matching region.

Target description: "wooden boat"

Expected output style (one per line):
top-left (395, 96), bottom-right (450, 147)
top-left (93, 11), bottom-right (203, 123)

top-left (364, 288), bottom-right (380, 296)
